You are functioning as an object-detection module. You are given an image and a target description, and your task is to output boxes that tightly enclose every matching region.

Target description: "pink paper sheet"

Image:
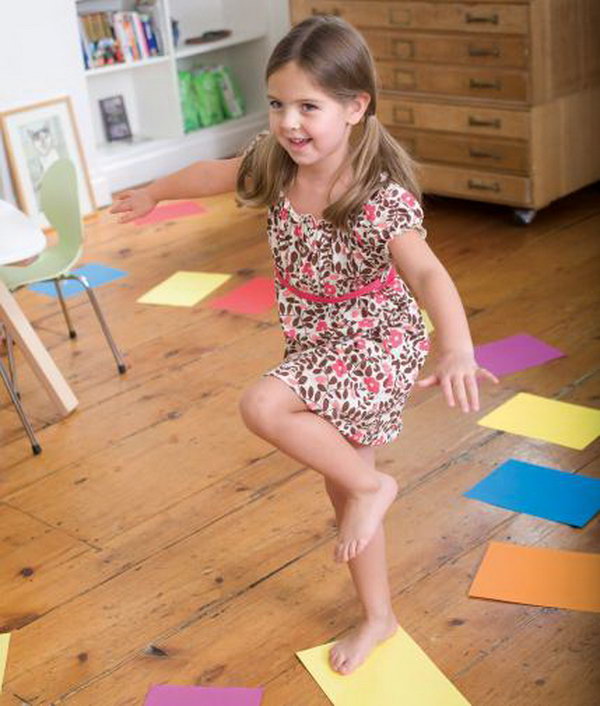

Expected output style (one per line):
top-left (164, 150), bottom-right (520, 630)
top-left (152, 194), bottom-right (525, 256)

top-left (144, 685), bottom-right (263, 706)
top-left (135, 201), bottom-right (206, 225)
top-left (206, 277), bottom-right (275, 315)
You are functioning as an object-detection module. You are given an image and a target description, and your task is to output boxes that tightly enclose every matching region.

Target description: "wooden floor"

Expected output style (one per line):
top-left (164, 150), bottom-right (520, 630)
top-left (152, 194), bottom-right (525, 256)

top-left (1, 183), bottom-right (599, 706)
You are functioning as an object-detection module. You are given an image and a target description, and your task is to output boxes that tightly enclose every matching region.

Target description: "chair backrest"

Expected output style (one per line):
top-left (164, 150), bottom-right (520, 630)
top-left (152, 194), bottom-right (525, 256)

top-left (40, 159), bottom-right (84, 262)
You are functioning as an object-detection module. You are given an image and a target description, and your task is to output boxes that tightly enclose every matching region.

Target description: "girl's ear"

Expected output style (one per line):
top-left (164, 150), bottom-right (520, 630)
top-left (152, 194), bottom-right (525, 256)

top-left (347, 92), bottom-right (371, 126)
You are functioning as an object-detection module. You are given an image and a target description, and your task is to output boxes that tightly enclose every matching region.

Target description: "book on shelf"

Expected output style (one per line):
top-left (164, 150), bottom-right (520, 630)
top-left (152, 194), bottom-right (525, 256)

top-left (78, 10), bottom-right (163, 70)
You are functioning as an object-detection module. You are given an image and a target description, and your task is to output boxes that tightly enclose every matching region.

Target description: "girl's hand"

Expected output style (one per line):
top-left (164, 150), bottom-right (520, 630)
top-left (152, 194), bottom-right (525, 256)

top-left (110, 188), bottom-right (157, 223)
top-left (416, 349), bottom-right (499, 412)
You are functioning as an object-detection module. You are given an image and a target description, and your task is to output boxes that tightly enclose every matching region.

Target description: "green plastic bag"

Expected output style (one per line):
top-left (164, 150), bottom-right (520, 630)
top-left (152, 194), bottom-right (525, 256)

top-left (213, 64), bottom-right (245, 119)
top-left (192, 68), bottom-right (225, 127)
top-left (178, 70), bottom-right (200, 132)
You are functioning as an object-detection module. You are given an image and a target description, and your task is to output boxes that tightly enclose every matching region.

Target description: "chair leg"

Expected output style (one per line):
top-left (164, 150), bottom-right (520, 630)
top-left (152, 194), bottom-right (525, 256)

top-left (65, 274), bottom-right (127, 374)
top-left (0, 358), bottom-right (42, 455)
top-left (54, 278), bottom-right (77, 339)
top-left (4, 325), bottom-right (19, 397)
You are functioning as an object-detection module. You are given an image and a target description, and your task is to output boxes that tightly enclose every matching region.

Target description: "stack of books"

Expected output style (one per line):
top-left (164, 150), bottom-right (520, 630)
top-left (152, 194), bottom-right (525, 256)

top-left (79, 11), bottom-right (163, 69)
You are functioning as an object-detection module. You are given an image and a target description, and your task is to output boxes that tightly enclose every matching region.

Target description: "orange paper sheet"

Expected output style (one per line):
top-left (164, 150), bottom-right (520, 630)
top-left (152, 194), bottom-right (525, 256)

top-left (469, 542), bottom-right (600, 612)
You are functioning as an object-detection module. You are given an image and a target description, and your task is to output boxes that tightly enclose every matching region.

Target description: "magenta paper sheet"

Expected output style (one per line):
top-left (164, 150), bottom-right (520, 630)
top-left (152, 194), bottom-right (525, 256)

top-left (144, 685), bottom-right (263, 706)
top-left (475, 333), bottom-right (565, 377)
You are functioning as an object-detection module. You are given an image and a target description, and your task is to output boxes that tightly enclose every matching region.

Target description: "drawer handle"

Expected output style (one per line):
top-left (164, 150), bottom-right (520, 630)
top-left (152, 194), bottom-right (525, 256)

top-left (468, 46), bottom-right (500, 58)
top-left (469, 148), bottom-right (501, 161)
top-left (468, 179), bottom-right (500, 193)
top-left (470, 78), bottom-right (502, 90)
top-left (468, 116), bottom-right (502, 129)
top-left (465, 13), bottom-right (499, 24)
top-left (311, 7), bottom-right (340, 15)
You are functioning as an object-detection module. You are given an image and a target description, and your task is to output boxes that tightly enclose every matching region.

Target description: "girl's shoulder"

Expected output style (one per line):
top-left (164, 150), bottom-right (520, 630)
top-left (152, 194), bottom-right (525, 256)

top-left (360, 174), bottom-right (426, 240)
top-left (371, 173), bottom-right (421, 211)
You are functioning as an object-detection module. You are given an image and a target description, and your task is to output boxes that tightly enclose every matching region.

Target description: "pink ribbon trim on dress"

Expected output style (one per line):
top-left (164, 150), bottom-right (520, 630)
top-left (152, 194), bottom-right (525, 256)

top-left (275, 266), bottom-right (396, 303)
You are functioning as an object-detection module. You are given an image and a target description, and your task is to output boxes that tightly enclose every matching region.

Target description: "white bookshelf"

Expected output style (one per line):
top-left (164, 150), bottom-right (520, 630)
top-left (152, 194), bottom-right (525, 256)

top-left (76, 0), bottom-right (289, 192)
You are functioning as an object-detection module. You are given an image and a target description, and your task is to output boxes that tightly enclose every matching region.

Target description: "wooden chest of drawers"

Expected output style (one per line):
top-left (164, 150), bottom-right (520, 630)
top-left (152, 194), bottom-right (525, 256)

top-left (289, 0), bottom-right (600, 221)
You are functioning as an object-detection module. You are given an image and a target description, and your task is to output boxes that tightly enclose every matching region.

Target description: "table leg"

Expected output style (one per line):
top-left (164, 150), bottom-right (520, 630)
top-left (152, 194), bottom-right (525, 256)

top-left (0, 280), bottom-right (77, 416)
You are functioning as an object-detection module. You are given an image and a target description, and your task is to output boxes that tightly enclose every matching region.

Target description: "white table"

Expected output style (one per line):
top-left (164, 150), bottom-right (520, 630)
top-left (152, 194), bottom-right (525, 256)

top-left (0, 199), bottom-right (77, 416)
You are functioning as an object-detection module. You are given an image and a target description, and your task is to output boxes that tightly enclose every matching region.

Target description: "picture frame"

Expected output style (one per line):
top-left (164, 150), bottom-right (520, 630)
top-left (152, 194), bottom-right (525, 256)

top-left (99, 95), bottom-right (132, 142)
top-left (0, 95), bottom-right (96, 227)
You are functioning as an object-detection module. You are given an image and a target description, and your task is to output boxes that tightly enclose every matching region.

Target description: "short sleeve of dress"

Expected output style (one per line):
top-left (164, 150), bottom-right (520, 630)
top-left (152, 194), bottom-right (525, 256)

top-left (239, 129), bottom-right (270, 160)
top-left (370, 181), bottom-right (427, 243)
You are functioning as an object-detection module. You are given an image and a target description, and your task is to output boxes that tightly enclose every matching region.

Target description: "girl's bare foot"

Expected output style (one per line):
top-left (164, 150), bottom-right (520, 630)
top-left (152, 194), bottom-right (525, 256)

top-left (329, 613), bottom-right (399, 675)
top-left (334, 472), bottom-right (398, 562)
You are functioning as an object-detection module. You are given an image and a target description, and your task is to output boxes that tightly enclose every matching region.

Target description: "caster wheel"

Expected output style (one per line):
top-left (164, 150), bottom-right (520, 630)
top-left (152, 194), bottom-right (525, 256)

top-left (32, 443), bottom-right (42, 455)
top-left (118, 363), bottom-right (127, 374)
top-left (512, 208), bottom-right (536, 225)
top-left (69, 330), bottom-right (77, 339)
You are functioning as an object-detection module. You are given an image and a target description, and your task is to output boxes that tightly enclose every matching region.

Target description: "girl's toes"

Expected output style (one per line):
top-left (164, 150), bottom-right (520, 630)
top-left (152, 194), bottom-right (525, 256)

top-left (347, 540), bottom-right (357, 561)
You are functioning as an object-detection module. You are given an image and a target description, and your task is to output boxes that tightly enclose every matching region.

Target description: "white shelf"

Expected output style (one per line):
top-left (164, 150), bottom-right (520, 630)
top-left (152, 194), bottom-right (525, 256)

top-left (85, 55), bottom-right (170, 77)
top-left (96, 110), bottom-right (268, 191)
top-left (174, 30), bottom-right (266, 60)
top-left (74, 0), bottom-right (290, 198)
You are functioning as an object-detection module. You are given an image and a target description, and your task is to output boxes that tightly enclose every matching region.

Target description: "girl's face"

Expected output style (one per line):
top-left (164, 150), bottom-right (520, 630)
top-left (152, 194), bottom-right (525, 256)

top-left (267, 62), bottom-right (369, 171)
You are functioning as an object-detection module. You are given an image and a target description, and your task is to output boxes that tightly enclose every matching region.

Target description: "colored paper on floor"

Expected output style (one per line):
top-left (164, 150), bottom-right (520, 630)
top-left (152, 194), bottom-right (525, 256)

top-left (421, 309), bottom-right (434, 334)
top-left (134, 201), bottom-right (206, 225)
top-left (144, 685), bottom-right (263, 705)
top-left (28, 263), bottom-right (128, 298)
top-left (464, 459), bottom-right (600, 527)
top-left (137, 272), bottom-right (231, 307)
top-left (296, 626), bottom-right (470, 705)
top-left (0, 633), bottom-right (10, 691)
top-left (469, 541), bottom-right (600, 612)
top-left (206, 277), bottom-right (275, 315)
top-left (474, 333), bottom-right (565, 377)
top-left (478, 392), bottom-right (600, 450)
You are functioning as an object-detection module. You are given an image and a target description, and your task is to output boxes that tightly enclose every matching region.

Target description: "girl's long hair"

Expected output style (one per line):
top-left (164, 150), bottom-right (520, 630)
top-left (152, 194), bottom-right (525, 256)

top-left (236, 15), bottom-right (420, 228)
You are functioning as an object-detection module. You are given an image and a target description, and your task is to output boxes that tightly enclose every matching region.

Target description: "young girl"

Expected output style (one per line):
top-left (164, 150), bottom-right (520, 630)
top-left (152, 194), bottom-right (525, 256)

top-left (112, 16), bottom-right (498, 676)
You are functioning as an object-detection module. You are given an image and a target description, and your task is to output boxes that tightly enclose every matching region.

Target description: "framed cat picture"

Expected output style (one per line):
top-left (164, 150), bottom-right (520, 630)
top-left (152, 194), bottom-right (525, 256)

top-left (0, 96), bottom-right (95, 227)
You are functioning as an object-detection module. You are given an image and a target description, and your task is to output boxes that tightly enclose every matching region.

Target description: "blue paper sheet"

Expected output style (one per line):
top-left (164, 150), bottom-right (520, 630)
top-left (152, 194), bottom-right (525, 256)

top-left (28, 262), bottom-right (127, 298)
top-left (464, 459), bottom-right (600, 527)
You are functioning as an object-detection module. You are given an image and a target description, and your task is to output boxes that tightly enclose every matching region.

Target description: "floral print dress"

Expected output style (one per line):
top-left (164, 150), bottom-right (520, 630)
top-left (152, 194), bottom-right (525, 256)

top-left (264, 176), bottom-right (430, 446)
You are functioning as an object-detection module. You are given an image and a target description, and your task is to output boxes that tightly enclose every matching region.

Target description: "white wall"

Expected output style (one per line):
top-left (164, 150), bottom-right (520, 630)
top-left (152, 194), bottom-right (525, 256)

top-left (0, 0), bottom-right (109, 206)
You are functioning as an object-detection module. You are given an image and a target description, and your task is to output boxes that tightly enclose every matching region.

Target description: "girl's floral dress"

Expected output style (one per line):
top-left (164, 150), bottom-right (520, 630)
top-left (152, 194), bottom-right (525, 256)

top-left (264, 176), bottom-right (429, 446)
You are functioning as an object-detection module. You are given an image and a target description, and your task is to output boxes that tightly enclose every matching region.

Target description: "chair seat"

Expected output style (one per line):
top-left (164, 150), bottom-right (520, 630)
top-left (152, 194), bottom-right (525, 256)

top-left (0, 244), bottom-right (82, 290)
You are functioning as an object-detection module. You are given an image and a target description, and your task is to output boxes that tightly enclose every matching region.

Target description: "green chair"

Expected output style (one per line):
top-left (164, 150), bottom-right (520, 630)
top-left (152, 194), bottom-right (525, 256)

top-left (0, 159), bottom-right (126, 394)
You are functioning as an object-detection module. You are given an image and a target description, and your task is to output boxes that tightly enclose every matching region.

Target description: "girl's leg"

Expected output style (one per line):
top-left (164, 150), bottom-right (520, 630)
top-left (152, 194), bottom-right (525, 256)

top-left (239, 376), bottom-right (398, 562)
top-left (324, 446), bottom-right (398, 675)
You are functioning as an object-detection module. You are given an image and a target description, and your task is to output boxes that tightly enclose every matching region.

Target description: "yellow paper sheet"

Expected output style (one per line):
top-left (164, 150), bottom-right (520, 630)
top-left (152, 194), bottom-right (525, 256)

top-left (478, 392), bottom-right (600, 450)
top-left (137, 272), bottom-right (231, 307)
top-left (296, 626), bottom-right (470, 705)
top-left (421, 309), bottom-right (434, 334)
top-left (0, 633), bottom-right (10, 691)
top-left (469, 542), bottom-right (600, 612)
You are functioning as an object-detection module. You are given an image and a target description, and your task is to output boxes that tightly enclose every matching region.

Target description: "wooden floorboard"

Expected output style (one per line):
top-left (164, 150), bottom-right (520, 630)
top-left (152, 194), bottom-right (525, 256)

top-left (1, 184), bottom-right (599, 705)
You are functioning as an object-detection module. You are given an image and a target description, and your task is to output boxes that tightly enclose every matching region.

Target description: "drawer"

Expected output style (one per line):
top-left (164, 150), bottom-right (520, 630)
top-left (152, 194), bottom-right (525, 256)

top-left (390, 127), bottom-right (529, 173)
top-left (363, 30), bottom-right (529, 69)
top-left (419, 163), bottom-right (532, 206)
top-left (378, 62), bottom-right (529, 102)
top-left (291, 2), bottom-right (530, 35)
top-left (378, 96), bottom-right (530, 139)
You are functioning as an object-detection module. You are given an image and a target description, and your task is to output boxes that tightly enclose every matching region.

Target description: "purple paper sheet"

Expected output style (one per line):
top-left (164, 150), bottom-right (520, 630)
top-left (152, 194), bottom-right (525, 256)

top-left (144, 685), bottom-right (263, 706)
top-left (475, 333), bottom-right (565, 377)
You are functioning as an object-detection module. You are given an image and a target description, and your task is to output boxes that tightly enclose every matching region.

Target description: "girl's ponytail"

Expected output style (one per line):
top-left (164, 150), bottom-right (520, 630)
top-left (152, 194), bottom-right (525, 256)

top-left (324, 114), bottom-right (421, 228)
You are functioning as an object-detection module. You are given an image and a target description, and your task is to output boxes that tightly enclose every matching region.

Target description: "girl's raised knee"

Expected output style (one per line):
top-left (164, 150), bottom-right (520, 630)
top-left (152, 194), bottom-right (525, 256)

top-left (239, 384), bottom-right (277, 437)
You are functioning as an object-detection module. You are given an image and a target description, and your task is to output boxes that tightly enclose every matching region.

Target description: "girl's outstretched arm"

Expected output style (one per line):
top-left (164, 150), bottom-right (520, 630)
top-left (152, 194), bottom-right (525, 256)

top-left (110, 156), bottom-right (242, 223)
top-left (389, 232), bottom-right (498, 412)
